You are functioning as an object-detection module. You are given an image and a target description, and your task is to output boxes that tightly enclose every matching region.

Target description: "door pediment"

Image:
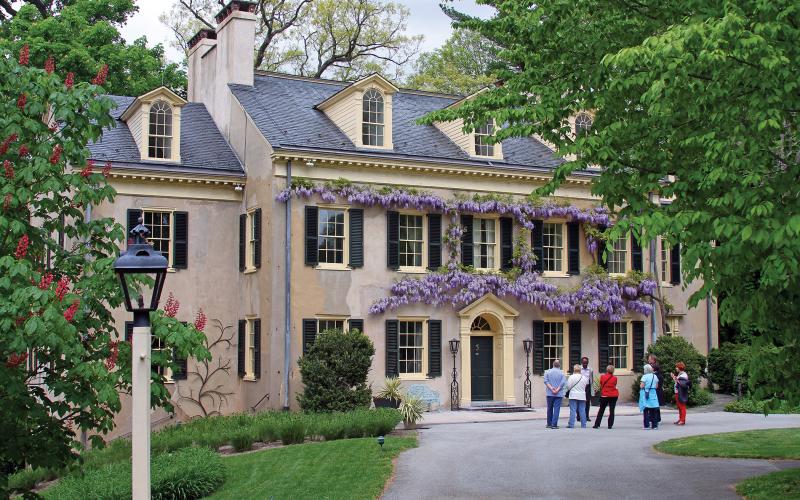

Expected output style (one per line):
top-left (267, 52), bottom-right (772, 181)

top-left (458, 293), bottom-right (519, 319)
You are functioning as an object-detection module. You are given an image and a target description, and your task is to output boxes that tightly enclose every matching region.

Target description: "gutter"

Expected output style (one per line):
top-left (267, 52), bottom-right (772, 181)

top-left (283, 160), bottom-right (292, 411)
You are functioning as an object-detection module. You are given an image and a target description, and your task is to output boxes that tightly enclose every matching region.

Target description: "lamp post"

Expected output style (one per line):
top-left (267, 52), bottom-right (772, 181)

top-left (449, 338), bottom-right (460, 410)
top-left (114, 219), bottom-right (168, 500)
top-left (523, 339), bottom-right (533, 408)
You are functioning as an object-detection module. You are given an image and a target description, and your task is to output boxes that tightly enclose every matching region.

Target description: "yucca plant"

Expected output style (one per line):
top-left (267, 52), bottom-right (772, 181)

top-left (398, 395), bottom-right (425, 429)
top-left (374, 377), bottom-right (403, 408)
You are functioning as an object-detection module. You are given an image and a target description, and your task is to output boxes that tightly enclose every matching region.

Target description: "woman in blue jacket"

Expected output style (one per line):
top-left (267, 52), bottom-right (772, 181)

top-left (639, 364), bottom-right (660, 429)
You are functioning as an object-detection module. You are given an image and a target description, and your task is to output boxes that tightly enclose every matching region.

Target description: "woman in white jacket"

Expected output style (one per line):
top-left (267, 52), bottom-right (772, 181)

top-left (566, 364), bottom-right (590, 428)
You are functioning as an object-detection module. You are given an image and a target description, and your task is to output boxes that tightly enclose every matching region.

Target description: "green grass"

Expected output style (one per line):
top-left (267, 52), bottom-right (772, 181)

top-left (655, 428), bottom-right (800, 459)
top-left (208, 436), bottom-right (417, 500)
top-left (736, 468), bottom-right (800, 499)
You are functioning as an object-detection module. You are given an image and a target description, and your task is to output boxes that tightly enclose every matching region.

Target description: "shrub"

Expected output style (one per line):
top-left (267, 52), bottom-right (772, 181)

top-left (399, 395), bottom-right (425, 425)
top-left (231, 430), bottom-right (255, 452)
top-left (707, 343), bottom-right (751, 394)
top-left (297, 328), bottom-right (375, 413)
top-left (631, 335), bottom-right (706, 405)
top-left (278, 417), bottom-right (307, 445)
top-left (254, 420), bottom-right (278, 443)
top-left (692, 388), bottom-right (715, 406)
top-left (8, 466), bottom-right (58, 492)
top-left (725, 398), bottom-right (800, 414)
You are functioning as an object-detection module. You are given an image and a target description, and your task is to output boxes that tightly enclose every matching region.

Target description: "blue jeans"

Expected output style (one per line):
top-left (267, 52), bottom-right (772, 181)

top-left (568, 399), bottom-right (587, 428)
top-left (546, 396), bottom-right (563, 427)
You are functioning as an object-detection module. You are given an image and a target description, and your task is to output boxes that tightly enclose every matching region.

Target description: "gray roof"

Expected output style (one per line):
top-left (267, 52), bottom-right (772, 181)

top-left (230, 73), bottom-right (563, 171)
top-left (88, 95), bottom-right (243, 175)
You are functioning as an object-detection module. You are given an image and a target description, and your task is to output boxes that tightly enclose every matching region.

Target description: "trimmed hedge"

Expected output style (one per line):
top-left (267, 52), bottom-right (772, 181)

top-left (725, 398), bottom-right (800, 414)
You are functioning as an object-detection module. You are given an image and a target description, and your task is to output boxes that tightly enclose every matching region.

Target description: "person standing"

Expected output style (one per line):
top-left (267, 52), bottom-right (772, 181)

top-left (648, 354), bottom-right (665, 424)
top-left (567, 364), bottom-right (590, 428)
top-left (581, 356), bottom-right (594, 423)
top-left (671, 361), bottom-right (690, 425)
top-left (543, 359), bottom-right (567, 429)
top-left (639, 364), bottom-right (660, 429)
top-left (593, 365), bottom-right (619, 429)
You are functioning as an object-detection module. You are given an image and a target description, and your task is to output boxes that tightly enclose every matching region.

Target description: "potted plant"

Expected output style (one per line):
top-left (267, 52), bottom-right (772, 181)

top-left (373, 377), bottom-right (402, 409)
top-left (591, 375), bottom-right (602, 405)
top-left (398, 394), bottom-right (425, 429)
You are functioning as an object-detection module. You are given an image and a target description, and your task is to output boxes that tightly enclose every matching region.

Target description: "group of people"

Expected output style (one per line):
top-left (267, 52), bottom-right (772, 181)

top-left (542, 354), bottom-right (691, 429)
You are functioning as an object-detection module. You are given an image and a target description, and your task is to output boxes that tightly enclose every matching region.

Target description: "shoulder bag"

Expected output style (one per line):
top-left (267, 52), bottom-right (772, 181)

top-left (565, 376), bottom-right (584, 398)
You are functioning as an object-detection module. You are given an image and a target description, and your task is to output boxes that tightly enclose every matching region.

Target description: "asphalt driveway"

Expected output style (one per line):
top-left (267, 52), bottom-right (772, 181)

top-left (383, 412), bottom-right (800, 500)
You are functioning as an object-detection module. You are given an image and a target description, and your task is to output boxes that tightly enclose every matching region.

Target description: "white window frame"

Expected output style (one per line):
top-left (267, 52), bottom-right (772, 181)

top-left (316, 205), bottom-right (349, 270)
top-left (316, 315), bottom-right (349, 335)
top-left (665, 315), bottom-right (680, 336)
top-left (142, 207), bottom-right (175, 271)
top-left (474, 120), bottom-right (495, 157)
top-left (361, 88), bottom-right (385, 147)
top-left (242, 317), bottom-right (259, 381)
top-left (574, 112), bottom-right (593, 137)
top-left (542, 221), bottom-right (568, 276)
top-left (608, 321), bottom-right (633, 372)
top-left (398, 211), bottom-right (427, 272)
top-left (244, 208), bottom-right (259, 273)
top-left (659, 237), bottom-right (673, 286)
top-left (397, 317), bottom-right (428, 380)
top-left (152, 335), bottom-right (174, 382)
top-left (472, 216), bottom-right (500, 271)
top-left (542, 319), bottom-right (569, 373)
top-left (607, 235), bottom-right (629, 275)
top-left (147, 100), bottom-right (173, 160)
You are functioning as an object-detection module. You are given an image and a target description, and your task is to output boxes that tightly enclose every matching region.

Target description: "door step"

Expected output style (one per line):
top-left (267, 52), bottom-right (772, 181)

top-left (463, 401), bottom-right (533, 413)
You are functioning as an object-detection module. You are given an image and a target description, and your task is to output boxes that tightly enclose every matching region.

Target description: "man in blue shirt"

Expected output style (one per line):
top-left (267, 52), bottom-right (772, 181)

top-left (543, 359), bottom-right (566, 429)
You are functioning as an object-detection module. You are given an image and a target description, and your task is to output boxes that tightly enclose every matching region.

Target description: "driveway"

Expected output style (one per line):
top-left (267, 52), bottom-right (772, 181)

top-left (384, 412), bottom-right (800, 500)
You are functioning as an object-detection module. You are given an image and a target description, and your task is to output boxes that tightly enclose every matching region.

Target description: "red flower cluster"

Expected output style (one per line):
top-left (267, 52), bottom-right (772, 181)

top-left (39, 273), bottom-right (54, 290)
top-left (92, 64), bottom-right (109, 86)
top-left (56, 276), bottom-right (70, 301)
top-left (164, 292), bottom-right (180, 318)
top-left (80, 160), bottom-right (94, 177)
top-left (106, 340), bottom-right (119, 371)
top-left (64, 299), bottom-right (80, 322)
top-left (102, 161), bottom-right (112, 178)
top-left (1, 134), bottom-right (17, 155)
top-left (6, 352), bottom-right (28, 369)
top-left (45, 56), bottom-right (55, 75)
top-left (4, 160), bottom-right (13, 179)
top-left (19, 45), bottom-right (29, 66)
top-left (19, 144), bottom-right (29, 157)
top-left (194, 309), bottom-right (207, 332)
top-left (65, 72), bottom-right (74, 89)
top-left (17, 93), bottom-right (26, 110)
top-left (3, 194), bottom-right (12, 211)
top-left (50, 144), bottom-right (63, 165)
top-left (14, 235), bottom-right (29, 259)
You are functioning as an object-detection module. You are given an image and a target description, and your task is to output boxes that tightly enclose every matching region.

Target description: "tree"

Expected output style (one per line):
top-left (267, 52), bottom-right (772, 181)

top-left (425, 1), bottom-right (800, 406)
top-left (0, 48), bottom-right (209, 494)
top-left (1, 1), bottom-right (187, 96)
top-left (406, 29), bottom-right (498, 95)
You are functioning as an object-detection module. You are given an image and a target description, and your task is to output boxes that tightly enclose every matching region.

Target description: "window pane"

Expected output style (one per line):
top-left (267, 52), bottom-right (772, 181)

top-left (473, 218), bottom-right (496, 269)
top-left (542, 223), bottom-right (563, 272)
top-left (143, 210), bottom-right (171, 265)
top-left (660, 239), bottom-right (669, 282)
top-left (317, 209), bottom-right (345, 264)
top-left (318, 320), bottom-right (345, 334)
top-left (399, 214), bottom-right (423, 267)
top-left (362, 89), bottom-right (385, 146)
top-left (148, 101), bottom-right (173, 159)
top-left (608, 236), bottom-right (627, 274)
top-left (474, 121), bottom-right (495, 156)
top-left (608, 322), bottom-right (628, 369)
top-left (398, 321), bottom-right (423, 374)
top-left (543, 322), bottom-right (564, 369)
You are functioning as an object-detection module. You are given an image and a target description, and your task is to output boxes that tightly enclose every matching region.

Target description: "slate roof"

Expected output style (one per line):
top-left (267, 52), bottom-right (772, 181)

top-left (88, 95), bottom-right (244, 175)
top-left (230, 73), bottom-right (564, 171)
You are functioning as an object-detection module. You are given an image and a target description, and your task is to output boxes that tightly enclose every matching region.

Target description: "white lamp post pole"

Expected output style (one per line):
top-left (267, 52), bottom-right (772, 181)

top-left (131, 319), bottom-right (151, 500)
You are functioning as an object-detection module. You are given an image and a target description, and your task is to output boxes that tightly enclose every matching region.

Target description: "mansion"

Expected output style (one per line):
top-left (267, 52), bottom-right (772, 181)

top-left (90, 1), bottom-right (717, 436)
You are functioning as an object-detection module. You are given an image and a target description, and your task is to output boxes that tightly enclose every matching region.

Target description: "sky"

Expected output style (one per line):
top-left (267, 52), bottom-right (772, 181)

top-left (119, 0), bottom-right (493, 64)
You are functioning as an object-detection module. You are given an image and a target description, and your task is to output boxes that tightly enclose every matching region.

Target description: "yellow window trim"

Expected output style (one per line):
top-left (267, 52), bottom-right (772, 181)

top-left (141, 206), bottom-right (176, 270)
top-left (244, 207), bottom-right (259, 272)
top-left (607, 319), bottom-right (634, 372)
top-left (398, 210), bottom-right (428, 273)
top-left (541, 220), bottom-right (569, 277)
top-left (540, 318), bottom-right (570, 374)
top-left (356, 87), bottom-right (394, 150)
top-left (397, 316), bottom-right (428, 379)
top-left (315, 204), bottom-right (350, 269)
top-left (608, 234), bottom-right (631, 276)
top-left (244, 316), bottom-right (258, 379)
top-left (471, 215), bottom-right (501, 272)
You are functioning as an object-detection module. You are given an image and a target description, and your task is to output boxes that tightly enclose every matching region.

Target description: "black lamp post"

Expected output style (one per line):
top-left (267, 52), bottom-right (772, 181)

top-left (449, 338), bottom-right (460, 410)
top-left (523, 338), bottom-right (533, 408)
top-left (113, 219), bottom-right (168, 500)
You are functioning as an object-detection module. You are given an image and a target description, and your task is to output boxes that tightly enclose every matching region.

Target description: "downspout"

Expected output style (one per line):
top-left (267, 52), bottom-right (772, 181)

top-left (649, 237), bottom-right (658, 343)
top-left (706, 292), bottom-right (713, 353)
top-left (283, 160), bottom-right (292, 411)
top-left (82, 202), bottom-right (92, 449)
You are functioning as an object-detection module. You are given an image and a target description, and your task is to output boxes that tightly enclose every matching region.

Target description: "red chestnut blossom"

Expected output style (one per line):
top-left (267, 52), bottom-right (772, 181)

top-left (39, 273), bottom-right (54, 290)
top-left (4, 160), bottom-right (13, 179)
top-left (17, 93), bottom-right (26, 110)
top-left (56, 276), bottom-right (70, 301)
top-left (45, 56), bottom-right (55, 74)
top-left (106, 341), bottom-right (119, 371)
top-left (92, 64), bottom-right (109, 86)
top-left (18, 45), bottom-right (29, 66)
top-left (3, 194), bottom-right (12, 211)
top-left (50, 144), bottom-right (63, 165)
top-left (102, 161), bottom-right (112, 177)
top-left (1, 134), bottom-right (17, 154)
top-left (14, 235), bottom-right (29, 259)
top-left (194, 309), bottom-right (207, 332)
top-left (65, 72), bottom-right (74, 89)
top-left (19, 144), bottom-right (29, 157)
top-left (6, 352), bottom-right (28, 369)
top-left (164, 292), bottom-right (179, 318)
top-left (80, 160), bottom-right (94, 177)
top-left (64, 299), bottom-right (80, 322)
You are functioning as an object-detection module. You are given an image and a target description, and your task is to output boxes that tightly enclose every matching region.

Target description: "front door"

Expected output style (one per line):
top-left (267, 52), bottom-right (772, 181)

top-left (470, 336), bottom-right (493, 401)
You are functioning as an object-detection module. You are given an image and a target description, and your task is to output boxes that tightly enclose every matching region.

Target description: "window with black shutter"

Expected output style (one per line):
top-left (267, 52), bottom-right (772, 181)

top-left (500, 217), bottom-right (513, 271)
top-left (427, 214), bottom-right (442, 270)
top-left (253, 208), bottom-right (262, 269)
top-left (386, 211), bottom-right (399, 270)
top-left (172, 321), bottom-right (188, 380)
top-left (239, 214), bottom-right (246, 272)
top-left (567, 222), bottom-right (580, 275)
top-left (304, 206), bottom-right (319, 266)
top-left (532, 320), bottom-right (544, 375)
top-left (302, 319), bottom-right (317, 354)
top-left (349, 208), bottom-right (364, 268)
top-left (631, 235), bottom-right (643, 272)
top-left (568, 320), bottom-right (582, 369)
top-left (460, 215), bottom-right (473, 267)
top-left (253, 319), bottom-right (261, 379)
top-left (237, 320), bottom-right (246, 377)
top-left (385, 320), bottom-right (399, 377)
top-left (427, 320), bottom-right (442, 378)
top-left (173, 212), bottom-right (188, 269)
top-left (531, 219), bottom-right (543, 272)
top-left (127, 209), bottom-right (142, 248)
top-left (670, 243), bottom-right (681, 285)
top-left (598, 321), bottom-right (609, 370)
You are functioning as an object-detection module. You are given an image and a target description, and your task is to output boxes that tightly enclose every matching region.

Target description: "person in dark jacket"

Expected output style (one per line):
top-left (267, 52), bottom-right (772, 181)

top-left (648, 354), bottom-right (666, 423)
top-left (593, 365), bottom-right (619, 429)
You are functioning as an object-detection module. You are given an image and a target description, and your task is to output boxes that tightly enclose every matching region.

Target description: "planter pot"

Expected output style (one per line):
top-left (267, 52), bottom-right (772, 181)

top-left (403, 419), bottom-right (417, 430)
top-left (373, 397), bottom-right (401, 409)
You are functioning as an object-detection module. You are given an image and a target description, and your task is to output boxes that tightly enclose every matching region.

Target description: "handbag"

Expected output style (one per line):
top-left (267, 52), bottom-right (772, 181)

top-left (644, 375), bottom-right (655, 400)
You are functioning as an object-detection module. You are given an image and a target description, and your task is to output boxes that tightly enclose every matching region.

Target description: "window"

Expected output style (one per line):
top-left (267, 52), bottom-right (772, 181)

top-left (471, 316), bottom-right (491, 331)
top-left (473, 218), bottom-right (497, 270)
top-left (542, 223), bottom-right (564, 272)
top-left (474, 121), bottom-right (495, 157)
top-left (608, 322), bottom-right (629, 369)
top-left (607, 235), bottom-right (627, 274)
top-left (143, 209), bottom-right (172, 267)
top-left (665, 316), bottom-right (680, 336)
top-left (399, 214), bottom-right (424, 269)
top-left (243, 318), bottom-right (258, 379)
top-left (318, 318), bottom-right (346, 334)
top-left (660, 238), bottom-right (671, 283)
top-left (152, 336), bottom-right (173, 381)
top-left (574, 113), bottom-right (593, 136)
top-left (398, 320), bottom-right (424, 375)
top-left (543, 322), bottom-right (565, 370)
top-left (362, 89), bottom-right (384, 147)
top-left (317, 208), bottom-right (346, 265)
top-left (148, 100), bottom-right (173, 159)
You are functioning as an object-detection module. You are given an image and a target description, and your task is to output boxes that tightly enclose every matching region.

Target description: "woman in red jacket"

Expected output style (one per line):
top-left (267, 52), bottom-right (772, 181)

top-left (593, 365), bottom-right (619, 429)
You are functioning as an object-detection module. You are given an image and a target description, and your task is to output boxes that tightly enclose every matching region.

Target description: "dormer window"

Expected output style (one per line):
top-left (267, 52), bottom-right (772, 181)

top-left (574, 113), bottom-right (593, 136)
top-left (362, 89), bottom-right (384, 147)
top-left (474, 121), bottom-right (495, 157)
top-left (148, 100), bottom-right (173, 159)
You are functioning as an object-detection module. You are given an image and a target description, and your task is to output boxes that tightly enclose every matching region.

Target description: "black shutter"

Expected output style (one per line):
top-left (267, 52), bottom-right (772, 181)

top-left (126, 209), bottom-right (142, 247)
top-left (532, 219), bottom-right (543, 272)
top-left (533, 321), bottom-right (544, 375)
top-left (239, 214), bottom-right (246, 271)
top-left (386, 211), bottom-right (399, 270)
top-left (173, 211), bottom-right (188, 269)
top-left (500, 217), bottom-right (513, 270)
top-left (598, 321), bottom-right (609, 370)
top-left (253, 319), bottom-right (261, 379)
top-left (253, 208), bottom-right (262, 269)
top-left (349, 208), bottom-right (364, 268)
top-left (428, 320), bottom-right (442, 378)
top-left (568, 320), bottom-right (582, 369)
top-left (349, 318), bottom-right (364, 333)
top-left (173, 354), bottom-right (188, 380)
top-left (670, 243), bottom-right (681, 284)
top-left (237, 320), bottom-right (246, 377)
top-left (305, 206), bottom-right (319, 266)
top-left (460, 214), bottom-right (473, 267)
top-left (567, 222), bottom-right (580, 275)
top-left (385, 320), bottom-right (399, 377)
top-left (631, 235), bottom-right (643, 272)
top-left (427, 213), bottom-right (442, 270)
top-left (302, 319), bottom-right (317, 355)
top-left (124, 321), bottom-right (133, 342)
top-left (632, 321), bottom-right (645, 372)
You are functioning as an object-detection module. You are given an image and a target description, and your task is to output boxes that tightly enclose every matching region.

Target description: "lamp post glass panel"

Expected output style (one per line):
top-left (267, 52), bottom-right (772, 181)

top-left (523, 339), bottom-right (533, 408)
top-left (113, 219), bottom-right (168, 500)
top-left (449, 339), bottom-right (460, 410)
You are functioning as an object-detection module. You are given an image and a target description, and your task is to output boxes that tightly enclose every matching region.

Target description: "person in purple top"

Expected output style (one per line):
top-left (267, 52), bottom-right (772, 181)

top-left (543, 359), bottom-right (566, 429)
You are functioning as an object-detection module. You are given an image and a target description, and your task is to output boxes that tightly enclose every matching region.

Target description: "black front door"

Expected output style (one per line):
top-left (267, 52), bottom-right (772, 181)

top-left (470, 336), bottom-right (493, 401)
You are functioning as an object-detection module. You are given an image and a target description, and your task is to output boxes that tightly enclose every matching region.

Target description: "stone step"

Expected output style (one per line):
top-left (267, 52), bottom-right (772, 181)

top-left (463, 403), bottom-right (533, 413)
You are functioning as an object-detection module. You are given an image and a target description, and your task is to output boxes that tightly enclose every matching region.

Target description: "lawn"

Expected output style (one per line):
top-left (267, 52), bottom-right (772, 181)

top-left (736, 468), bottom-right (800, 500)
top-left (654, 428), bottom-right (800, 459)
top-left (209, 435), bottom-right (417, 500)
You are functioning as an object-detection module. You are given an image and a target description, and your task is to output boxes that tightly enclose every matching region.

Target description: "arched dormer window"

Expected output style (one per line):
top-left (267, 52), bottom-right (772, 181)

top-left (474, 120), bottom-right (495, 157)
top-left (574, 112), bottom-right (593, 136)
top-left (148, 100), bottom-right (173, 159)
top-left (362, 89), bottom-right (384, 147)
